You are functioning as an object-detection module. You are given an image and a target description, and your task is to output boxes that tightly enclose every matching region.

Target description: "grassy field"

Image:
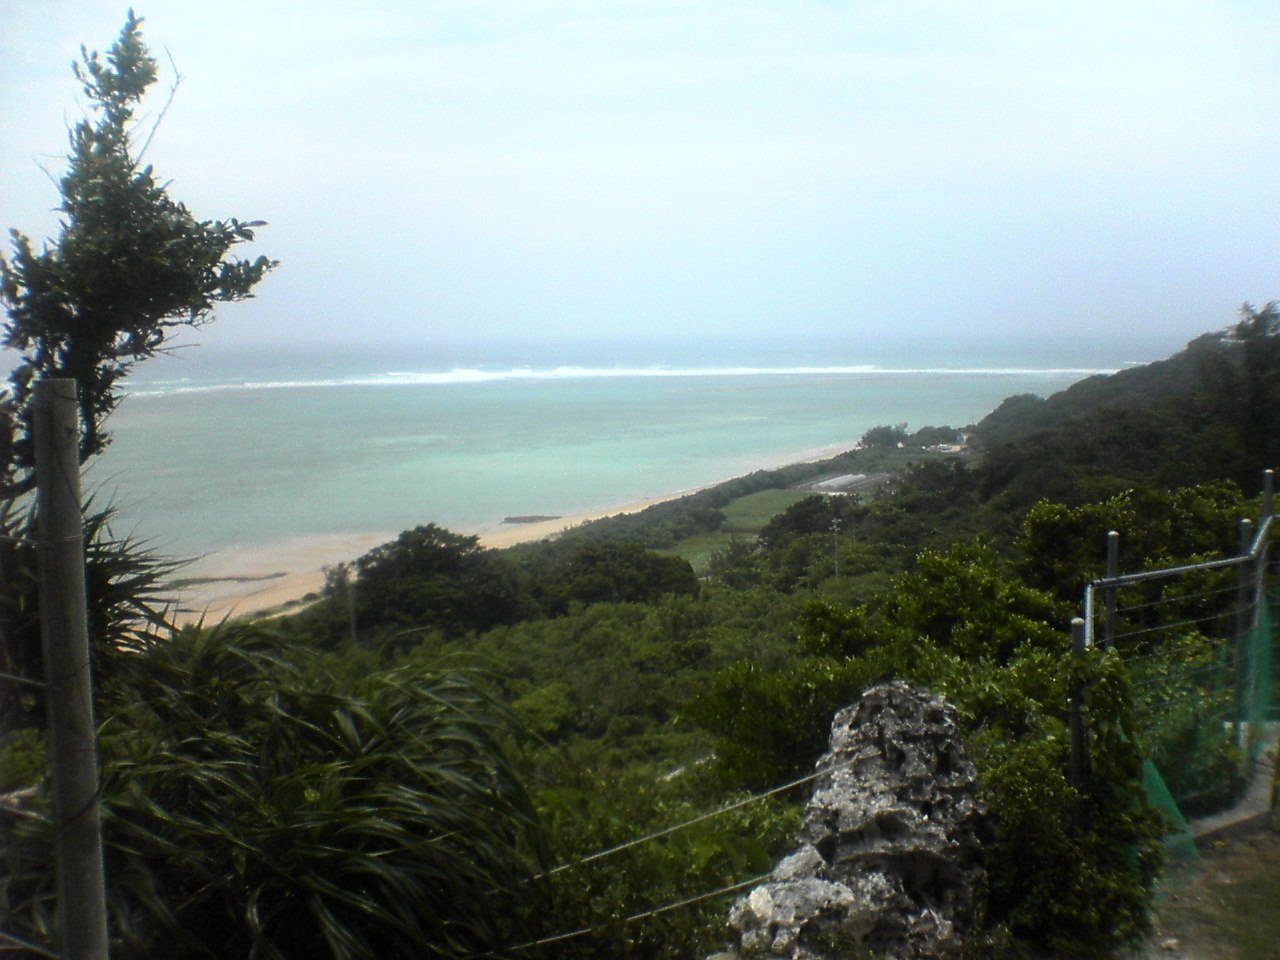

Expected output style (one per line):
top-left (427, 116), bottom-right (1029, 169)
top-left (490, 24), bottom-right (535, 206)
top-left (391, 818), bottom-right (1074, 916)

top-left (665, 488), bottom-right (814, 574)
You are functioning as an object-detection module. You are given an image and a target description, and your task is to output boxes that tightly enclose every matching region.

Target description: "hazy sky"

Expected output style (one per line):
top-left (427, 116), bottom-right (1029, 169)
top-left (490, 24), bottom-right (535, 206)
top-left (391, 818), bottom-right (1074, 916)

top-left (2, 1), bottom-right (1278, 351)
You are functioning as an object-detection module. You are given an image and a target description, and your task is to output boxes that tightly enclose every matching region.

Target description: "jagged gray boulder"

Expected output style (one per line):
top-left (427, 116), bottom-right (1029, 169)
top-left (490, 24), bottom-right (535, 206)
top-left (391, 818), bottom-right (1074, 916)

top-left (720, 681), bottom-right (988, 960)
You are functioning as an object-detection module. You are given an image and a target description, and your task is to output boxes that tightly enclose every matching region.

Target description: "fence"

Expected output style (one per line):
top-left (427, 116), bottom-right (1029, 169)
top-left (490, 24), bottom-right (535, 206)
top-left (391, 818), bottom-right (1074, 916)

top-left (1076, 471), bottom-right (1276, 825)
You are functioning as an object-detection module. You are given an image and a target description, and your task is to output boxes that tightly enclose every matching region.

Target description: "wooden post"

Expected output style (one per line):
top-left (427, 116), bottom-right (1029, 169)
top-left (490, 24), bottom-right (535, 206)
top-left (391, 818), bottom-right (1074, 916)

top-left (34, 379), bottom-right (109, 960)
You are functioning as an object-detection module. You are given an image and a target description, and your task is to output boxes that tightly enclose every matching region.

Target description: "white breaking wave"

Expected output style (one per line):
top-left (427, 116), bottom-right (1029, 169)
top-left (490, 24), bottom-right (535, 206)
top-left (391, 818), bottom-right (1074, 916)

top-left (125, 363), bottom-right (1115, 398)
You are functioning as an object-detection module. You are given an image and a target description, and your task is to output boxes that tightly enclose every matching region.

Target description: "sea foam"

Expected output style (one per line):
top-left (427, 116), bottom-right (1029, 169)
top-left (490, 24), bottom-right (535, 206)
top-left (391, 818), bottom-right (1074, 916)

top-left (124, 362), bottom-right (1115, 398)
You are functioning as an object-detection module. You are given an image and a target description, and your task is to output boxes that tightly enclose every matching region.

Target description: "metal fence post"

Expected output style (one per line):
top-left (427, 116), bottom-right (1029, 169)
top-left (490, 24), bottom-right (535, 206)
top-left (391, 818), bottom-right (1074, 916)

top-left (1262, 469), bottom-right (1276, 579)
top-left (1103, 530), bottom-right (1119, 650)
top-left (1233, 518), bottom-right (1253, 748)
top-left (1069, 617), bottom-right (1089, 800)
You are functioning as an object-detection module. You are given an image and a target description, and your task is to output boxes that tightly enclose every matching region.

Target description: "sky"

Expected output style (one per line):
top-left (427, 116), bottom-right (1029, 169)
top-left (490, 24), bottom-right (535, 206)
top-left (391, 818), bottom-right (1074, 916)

top-left (2, 1), bottom-right (1279, 353)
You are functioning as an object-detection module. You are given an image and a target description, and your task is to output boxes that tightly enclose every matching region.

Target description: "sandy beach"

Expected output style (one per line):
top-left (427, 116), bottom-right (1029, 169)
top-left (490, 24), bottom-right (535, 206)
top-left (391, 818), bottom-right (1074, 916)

top-left (166, 440), bottom-right (858, 624)
top-left (169, 491), bottom-right (698, 624)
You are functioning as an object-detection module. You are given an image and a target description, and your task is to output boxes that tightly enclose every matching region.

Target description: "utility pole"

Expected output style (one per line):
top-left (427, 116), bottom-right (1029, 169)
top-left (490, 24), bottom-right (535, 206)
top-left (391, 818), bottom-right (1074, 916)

top-left (35, 378), bottom-right (109, 960)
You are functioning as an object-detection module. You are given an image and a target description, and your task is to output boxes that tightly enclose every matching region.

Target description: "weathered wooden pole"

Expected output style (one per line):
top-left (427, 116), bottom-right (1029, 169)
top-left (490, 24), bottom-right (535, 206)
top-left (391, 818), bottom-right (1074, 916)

top-left (34, 378), bottom-right (109, 960)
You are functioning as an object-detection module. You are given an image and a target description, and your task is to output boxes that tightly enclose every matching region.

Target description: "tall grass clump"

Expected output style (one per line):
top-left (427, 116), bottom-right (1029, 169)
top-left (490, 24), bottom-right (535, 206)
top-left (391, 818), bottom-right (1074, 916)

top-left (2, 623), bottom-right (545, 960)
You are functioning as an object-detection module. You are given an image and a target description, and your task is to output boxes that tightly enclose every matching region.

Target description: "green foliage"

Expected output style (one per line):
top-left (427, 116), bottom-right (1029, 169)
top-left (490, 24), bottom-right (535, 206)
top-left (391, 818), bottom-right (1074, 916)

top-left (0, 12), bottom-right (274, 475)
top-left (458, 595), bottom-right (728, 749)
top-left (742, 495), bottom-right (883, 592)
top-left (972, 336), bottom-right (1212, 451)
top-left (527, 766), bottom-right (800, 959)
top-left (0, 727), bottom-right (45, 793)
top-left (974, 407), bottom-right (1204, 511)
top-left (342, 524), bottom-right (525, 637)
top-left (1, 10), bottom-right (270, 756)
top-left (909, 424), bottom-right (962, 447)
top-left (882, 541), bottom-right (1070, 662)
top-left (758, 494), bottom-right (864, 549)
top-left (689, 536), bottom-right (1166, 958)
top-left (2, 624), bottom-right (544, 960)
top-left (530, 540), bottom-right (700, 615)
top-left (668, 489), bottom-right (815, 575)
top-left (1014, 482), bottom-right (1256, 816)
top-left (945, 646), bottom-right (1163, 957)
top-left (686, 653), bottom-right (891, 786)
top-left (0, 501), bottom-right (182, 731)
top-left (254, 325), bottom-right (1273, 957)
top-left (1017, 481), bottom-right (1249, 604)
top-left (1196, 302), bottom-right (1280, 481)
top-left (1128, 632), bottom-right (1247, 816)
top-left (860, 422), bottom-right (908, 448)
top-left (972, 319), bottom-right (1280, 504)
top-left (793, 599), bottom-right (874, 658)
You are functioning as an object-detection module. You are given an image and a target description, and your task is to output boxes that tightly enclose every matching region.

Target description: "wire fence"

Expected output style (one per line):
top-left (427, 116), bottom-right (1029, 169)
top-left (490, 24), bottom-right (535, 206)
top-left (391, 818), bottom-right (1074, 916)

top-left (496, 748), bottom-right (873, 955)
top-left (1079, 476), bottom-right (1276, 822)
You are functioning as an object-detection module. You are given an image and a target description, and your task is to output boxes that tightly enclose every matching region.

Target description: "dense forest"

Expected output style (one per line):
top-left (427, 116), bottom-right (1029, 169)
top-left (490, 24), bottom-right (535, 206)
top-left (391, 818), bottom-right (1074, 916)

top-left (3, 306), bottom-right (1278, 959)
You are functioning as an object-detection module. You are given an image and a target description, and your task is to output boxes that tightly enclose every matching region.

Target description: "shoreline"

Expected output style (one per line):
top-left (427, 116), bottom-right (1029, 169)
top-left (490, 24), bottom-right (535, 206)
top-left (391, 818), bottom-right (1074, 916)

top-left (169, 491), bottom-right (702, 624)
top-left (167, 439), bottom-right (858, 624)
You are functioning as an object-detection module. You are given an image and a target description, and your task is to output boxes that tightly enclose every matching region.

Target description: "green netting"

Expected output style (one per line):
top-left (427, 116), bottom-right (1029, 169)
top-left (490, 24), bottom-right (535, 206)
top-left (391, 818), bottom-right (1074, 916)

top-left (1244, 596), bottom-right (1273, 761)
top-left (1124, 587), bottom-right (1276, 820)
top-left (1140, 758), bottom-right (1200, 863)
top-left (1266, 591), bottom-right (1279, 724)
top-left (1130, 639), bottom-right (1243, 818)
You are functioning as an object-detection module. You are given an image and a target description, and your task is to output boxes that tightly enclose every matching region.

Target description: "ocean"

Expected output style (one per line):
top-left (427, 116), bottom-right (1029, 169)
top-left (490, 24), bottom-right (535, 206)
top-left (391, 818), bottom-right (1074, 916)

top-left (81, 332), bottom-right (1174, 567)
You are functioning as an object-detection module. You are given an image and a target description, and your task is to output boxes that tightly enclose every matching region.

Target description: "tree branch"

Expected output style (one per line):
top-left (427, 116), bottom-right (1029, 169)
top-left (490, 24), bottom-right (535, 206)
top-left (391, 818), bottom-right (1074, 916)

top-left (135, 48), bottom-right (183, 163)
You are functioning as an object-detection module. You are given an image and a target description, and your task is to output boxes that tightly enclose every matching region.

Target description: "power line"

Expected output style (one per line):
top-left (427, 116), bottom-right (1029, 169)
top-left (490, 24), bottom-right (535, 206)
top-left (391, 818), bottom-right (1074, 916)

top-left (0, 670), bottom-right (44, 689)
top-left (498, 754), bottom-right (868, 955)
top-left (1113, 581), bottom-right (1237, 615)
top-left (540, 754), bottom-right (853, 879)
top-left (1110, 609), bottom-right (1237, 643)
top-left (503, 870), bottom-right (774, 954)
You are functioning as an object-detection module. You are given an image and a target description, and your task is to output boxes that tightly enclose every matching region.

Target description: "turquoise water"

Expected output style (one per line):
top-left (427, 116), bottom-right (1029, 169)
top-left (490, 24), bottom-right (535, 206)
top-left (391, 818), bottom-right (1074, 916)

top-left (85, 334), bottom-right (1170, 560)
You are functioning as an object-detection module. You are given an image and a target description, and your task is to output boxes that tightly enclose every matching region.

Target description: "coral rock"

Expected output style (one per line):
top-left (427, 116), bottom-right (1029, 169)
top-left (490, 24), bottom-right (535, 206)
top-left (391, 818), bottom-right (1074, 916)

top-left (720, 681), bottom-right (989, 960)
